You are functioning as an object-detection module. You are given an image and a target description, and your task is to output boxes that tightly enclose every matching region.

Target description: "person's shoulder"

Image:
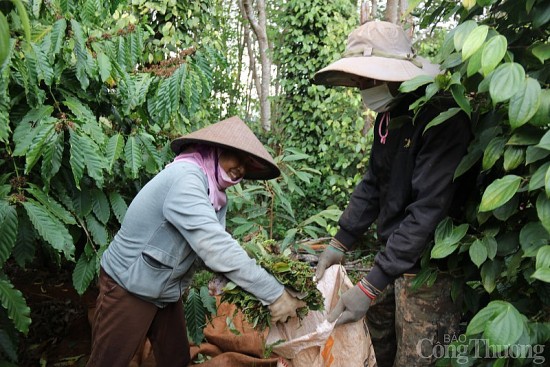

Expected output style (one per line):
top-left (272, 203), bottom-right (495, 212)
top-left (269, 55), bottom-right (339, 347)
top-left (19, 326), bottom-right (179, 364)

top-left (163, 161), bottom-right (207, 182)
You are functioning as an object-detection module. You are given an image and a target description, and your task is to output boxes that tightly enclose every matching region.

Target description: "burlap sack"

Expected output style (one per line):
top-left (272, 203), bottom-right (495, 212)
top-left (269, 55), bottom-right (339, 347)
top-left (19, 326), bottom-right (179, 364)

top-left (267, 265), bottom-right (377, 367)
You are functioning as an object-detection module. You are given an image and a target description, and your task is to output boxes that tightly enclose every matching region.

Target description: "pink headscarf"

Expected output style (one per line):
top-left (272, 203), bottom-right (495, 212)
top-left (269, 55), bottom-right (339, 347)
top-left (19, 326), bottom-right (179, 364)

top-left (170, 145), bottom-right (242, 211)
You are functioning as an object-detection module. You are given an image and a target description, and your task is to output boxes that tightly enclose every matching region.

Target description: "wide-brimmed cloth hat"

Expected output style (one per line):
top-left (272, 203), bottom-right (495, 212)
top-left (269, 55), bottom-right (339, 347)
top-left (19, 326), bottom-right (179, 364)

top-left (313, 21), bottom-right (441, 87)
top-left (170, 116), bottom-right (280, 180)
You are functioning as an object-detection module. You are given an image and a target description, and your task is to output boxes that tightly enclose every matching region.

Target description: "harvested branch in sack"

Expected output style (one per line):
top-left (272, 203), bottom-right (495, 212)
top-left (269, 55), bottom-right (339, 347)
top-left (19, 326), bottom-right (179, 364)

top-left (219, 239), bottom-right (324, 331)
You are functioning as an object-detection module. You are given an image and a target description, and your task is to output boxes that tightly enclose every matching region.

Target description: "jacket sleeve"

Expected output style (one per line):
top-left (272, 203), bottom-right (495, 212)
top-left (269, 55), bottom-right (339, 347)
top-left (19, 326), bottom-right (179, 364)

top-left (366, 116), bottom-right (471, 291)
top-left (163, 168), bottom-right (284, 305)
top-left (334, 157), bottom-right (381, 250)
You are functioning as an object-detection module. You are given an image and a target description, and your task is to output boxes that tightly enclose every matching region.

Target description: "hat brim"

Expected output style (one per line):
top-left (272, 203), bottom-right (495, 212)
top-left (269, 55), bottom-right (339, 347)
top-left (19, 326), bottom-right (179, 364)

top-left (170, 138), bottom-right (280, 180)
top-left (313, 56), bottom-right (441, 87)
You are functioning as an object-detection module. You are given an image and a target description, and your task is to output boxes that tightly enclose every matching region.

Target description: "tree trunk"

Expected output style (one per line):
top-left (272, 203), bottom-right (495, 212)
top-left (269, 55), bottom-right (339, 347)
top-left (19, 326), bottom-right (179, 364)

top-left (384, 0), bottom-right (399, 24)
top-left (240, 0), bottom-right (271, 131)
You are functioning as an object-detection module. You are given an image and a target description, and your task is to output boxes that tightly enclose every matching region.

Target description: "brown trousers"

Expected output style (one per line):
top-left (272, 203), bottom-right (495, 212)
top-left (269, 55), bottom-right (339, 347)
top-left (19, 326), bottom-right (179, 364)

top-left (367, 274), bottom-right (461, 367)
top-left (87, 268), bottom-right (191, 367)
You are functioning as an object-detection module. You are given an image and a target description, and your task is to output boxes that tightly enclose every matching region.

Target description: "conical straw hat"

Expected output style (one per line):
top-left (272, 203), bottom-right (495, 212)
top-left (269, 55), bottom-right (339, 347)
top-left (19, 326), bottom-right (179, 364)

top-left (170, 116), bottom-right (280, 180)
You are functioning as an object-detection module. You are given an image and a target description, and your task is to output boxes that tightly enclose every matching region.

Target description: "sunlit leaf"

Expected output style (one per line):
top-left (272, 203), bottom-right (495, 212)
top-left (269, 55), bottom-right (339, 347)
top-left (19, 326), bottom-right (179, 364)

top-left (479, 175), bottom-right (522, 212)
top-left (489, 63), bottom-right (525, 104)
top-left (509, 78), bottom-right (541, 129)
top-left (431, 218), bottom-right (469, 259)
top-left (481, 35), bottom-right (507, 76)
top-left (453, 21), bottom-right (477, 52)
top-left (462, 25), bottom-right (489, 61)
top-left (470, 239), bottom-right (487, 267)
top-left (503, 146), bottom-right (524, 171)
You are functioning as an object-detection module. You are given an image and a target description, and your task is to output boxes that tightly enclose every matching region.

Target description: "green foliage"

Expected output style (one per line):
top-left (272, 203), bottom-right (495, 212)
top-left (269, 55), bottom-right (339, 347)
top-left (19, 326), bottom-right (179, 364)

top-left (220, 238), bottom-right (323, 331)
top-left (227, 147), bottom-right (341, 247)
top-left (416, 0), bottom-right (550, 364)
top-left (271, 0), bottom-right (371, 220)
top-left (0, 0), bottom-right (229, 362)
top-left (184, 287), bottom-right (217, 346)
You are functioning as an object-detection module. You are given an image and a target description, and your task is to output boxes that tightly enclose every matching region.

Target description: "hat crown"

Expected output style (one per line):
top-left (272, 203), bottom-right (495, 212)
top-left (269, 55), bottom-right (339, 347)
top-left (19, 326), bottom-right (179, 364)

top-left (348, 21), bottom-right (413, 56)
top-left (170, 116), bottom-right (280, 180)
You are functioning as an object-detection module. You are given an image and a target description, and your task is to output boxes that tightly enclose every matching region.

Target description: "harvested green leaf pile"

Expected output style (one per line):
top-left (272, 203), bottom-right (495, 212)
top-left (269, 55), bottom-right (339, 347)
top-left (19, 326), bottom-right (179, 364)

top-left (220, 241), bottom-right (324, 331)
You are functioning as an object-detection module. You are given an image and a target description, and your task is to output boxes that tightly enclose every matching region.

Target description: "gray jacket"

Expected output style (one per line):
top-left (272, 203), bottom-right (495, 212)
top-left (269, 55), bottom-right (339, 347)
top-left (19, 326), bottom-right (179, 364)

top-left (101, 161), bottom-right (284, 307)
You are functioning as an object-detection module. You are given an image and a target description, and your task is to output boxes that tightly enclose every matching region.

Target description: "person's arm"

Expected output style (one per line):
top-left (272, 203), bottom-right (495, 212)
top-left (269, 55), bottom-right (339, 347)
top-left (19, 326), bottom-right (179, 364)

top-left (334, 159), bottom-right (381, 250)
top-left (314, 145), bottom-right (381, 281)
top-left (365, 115), bottom-right (471, 291)
top-left (163, 167), bottom-right (284, 305)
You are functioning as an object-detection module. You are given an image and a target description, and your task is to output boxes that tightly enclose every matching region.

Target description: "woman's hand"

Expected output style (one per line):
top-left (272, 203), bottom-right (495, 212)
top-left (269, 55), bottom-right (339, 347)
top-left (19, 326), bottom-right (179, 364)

top-left (268, 288), bottom-right (307, 324)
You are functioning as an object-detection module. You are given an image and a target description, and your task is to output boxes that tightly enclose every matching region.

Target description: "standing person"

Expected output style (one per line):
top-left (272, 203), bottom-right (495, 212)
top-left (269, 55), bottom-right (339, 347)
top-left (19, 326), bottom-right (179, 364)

top-left (312, 21), bottom-right (472, 366)
top-left (87, 116), bottom-right (305, 367)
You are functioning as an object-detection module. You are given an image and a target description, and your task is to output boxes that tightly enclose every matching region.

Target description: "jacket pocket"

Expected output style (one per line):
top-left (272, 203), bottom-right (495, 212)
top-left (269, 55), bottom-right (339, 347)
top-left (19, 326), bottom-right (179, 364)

top-left (124, 246), bottom-right (176, 299)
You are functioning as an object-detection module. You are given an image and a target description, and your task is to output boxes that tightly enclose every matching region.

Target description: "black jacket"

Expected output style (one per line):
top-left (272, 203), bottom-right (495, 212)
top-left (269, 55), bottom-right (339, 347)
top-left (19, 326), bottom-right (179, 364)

top-left (334, 93), bottom-right (472, 291)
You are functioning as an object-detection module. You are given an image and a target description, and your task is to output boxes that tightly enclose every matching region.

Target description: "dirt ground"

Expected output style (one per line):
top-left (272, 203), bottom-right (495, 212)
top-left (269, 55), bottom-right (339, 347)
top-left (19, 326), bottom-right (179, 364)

top-left (7, 262), bottom-right (96, 366)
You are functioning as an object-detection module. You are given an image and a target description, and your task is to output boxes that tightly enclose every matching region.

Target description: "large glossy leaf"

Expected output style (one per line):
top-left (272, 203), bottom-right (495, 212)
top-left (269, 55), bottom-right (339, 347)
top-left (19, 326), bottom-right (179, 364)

top-left (484, 302), bottom-right (525, 349)
top-left (124, 136), bottom-right (142, 179)
top-left (431, 218), bottom-right (469, 259)
top-left (479, 175), bottom-right (522, 212)
top-left (536, 193), bottom-right (550, 234)
top-left (70, 19), bottom-right (90, 89)
top-left (453, 20), bottom-right (477, 52)
top-left (470, 239), bottom-right (487, 268)
top-left (462, 25), bottom-right (489, 61)
top-left (12, 106), bottom-right (54, 156)
top-left (109, 192), bottom-right (127, 224)
top-left (467, 46), bottom-right (483, 77)
top-left (536, 245), bottom-right (550, 269)
top-left (537, 129), bottom-right (550, 151)
top-left (72, 250), bottom-right (98, 296)
top-left (0, 278), bottom-right (31, 334)
top-left (40, 132), bottom-right (64, 186)
top-left (0, 201), bottom-right (17, 266)
top-left (451, 84), bottom-right (471, 117)
top-left (184, 288), bottom-right (207, 345)
top-left (22, 199), bottom-right (74, 260)
top-left (72, 131), bottom-right (106, 188)
top-left (0, 12), bottom-right (9, 66)
top-left (105, 133), bottom-right (124, 173)
top-left (91, 189), bottom-right (110, 225)
top-left (482, 136), bottom-right (506, 170)
top-left (489, 63), bottom-right (526, 104)
top-left (481, 260), bottom-right (501, 293)
top-left (69, 130), bottom-right (85, 188)
top-left (48, 18), bottom-right (67, 62)
top-left (399, 75), bottom-right (434, 93)
top-left (503, 146), bottom-right (524, 171)
top-left (532, 43), bottom-right (550, 64)
top-left (423, 108), bottom-right (461, 133)
top-left (520, 222), bottom-right (549, 257)
top-left (481, 35), bottom-right (507, 76)
top-left (26, 185), bottom-right (76, 225)
top-left (529, 89), bottom-right (550, 127)
top-left (531, 268), bottom-right (550, 282)
top-left (85, 213), bottom-right (108, 246)
top-left (509, 78), bottom-right (541, 129)
top-left (24, 122), bottom-right (56, 174)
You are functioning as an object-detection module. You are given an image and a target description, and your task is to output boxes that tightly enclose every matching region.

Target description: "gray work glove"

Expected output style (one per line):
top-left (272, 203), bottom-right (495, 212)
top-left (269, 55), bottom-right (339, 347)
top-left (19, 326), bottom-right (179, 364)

top-left (327, 284), bottom-right (372, 326)
top-left (268, 288), bottom-right (307, 324)
top-left (315, 242), bottom-right (345, 281)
